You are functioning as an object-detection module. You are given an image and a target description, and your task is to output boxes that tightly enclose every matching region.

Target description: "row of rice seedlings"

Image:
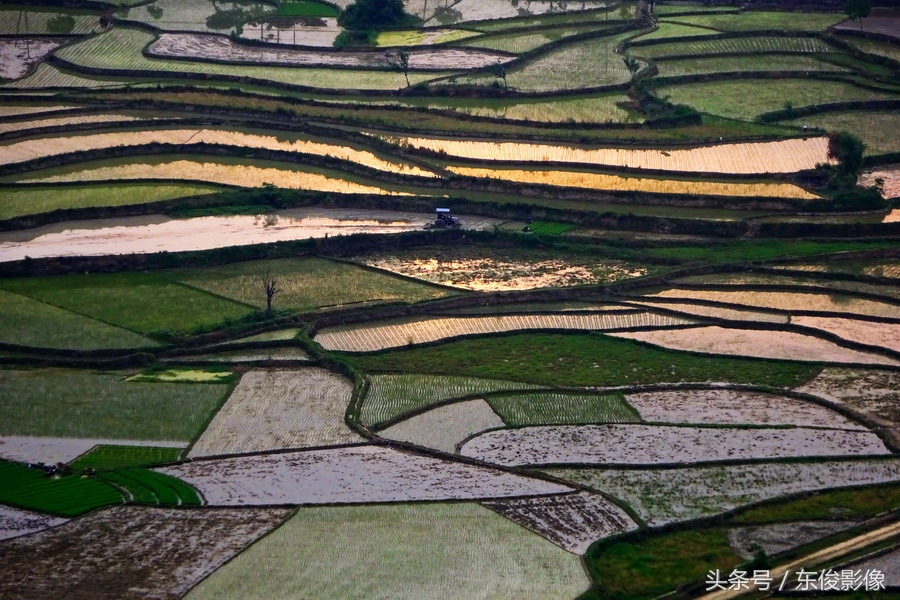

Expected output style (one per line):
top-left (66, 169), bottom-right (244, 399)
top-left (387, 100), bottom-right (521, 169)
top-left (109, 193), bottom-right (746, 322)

top-left (0, 113), bottom-right (143, 135)
top-left (171, 256), bottom-right (453, 312)
top-left (53, 28), bottom-right (454, 89)
top-left (656, 79), bottom-right (899, 121)
top-left (468, 3), bottom-right (636, 31)
top-left (0, 368), bottom-right (228, 441)
top-left (486, 391), bottom-right (640, 426)
top-left (0, 63), bottom-right (122, 90)
top-left (0, 182), bottom-right (223, 221)
top-left (149, 33), bottom-right (507, 70)
top-left (631, 22), bottom-right (720, 42)
top-left (483, 31), bottom-right (634, 92)
top-left (445, 93), bottom-right (637, 124)
top-left (189, 369), bottom-right (360, 458)
top-left (676, 273), bottom-right (900, 300)
top-left (375, 28), bottom-right (480, 47)
top-left (631, 35), bottom-right (835, 59)
top-left (185, 503), bottom-right (589, 600)
top-left (315, 311), bottom-right (698, 352)
top-left (0, 459), bottom-right (123, 516)
top-left (378, 399), bottom-right (505, 453)
top-left (400, 135), bottom-right (830, 174)
top-left (647, 288), bottom-right (900, 318)
top-left (18, 158), bottom-right (413, 196)
top-left (625, 299), bottom-right (788, 323)
top-left (0, 128), bottom-right (437, 176)
top-left (0, 288), bottom-right (155, 350)
top-left (462, 423), bottom-right (889, 466)
top-left (460, 24), bottom-right (602, 54)
top-left (120, 0), bottom-right (274, 33)
top-left (665, 11), bottom-right (845, 32)
top-left (782, 110), bottom-right (900, 157)
top-left (69, 445), bottom-right (183, 471)
top-left (625, 388), bottom-right (867, 429)
top-left (834, 34), bottom-right (900, 63)
top-left (0, 9), bottom-right (100, 35)
top-left (362, 373), bottom-right (546, 427)
top-left (654, 54), bottom-right (848, 77)
top-left (162, 445), bottom-right (574, 505)
top-left (611, 326), bottom-right (899, 365)
top-left (448, 165), bottom-right (820, 197)
top-left (545, 458), bottom-right (900, 525)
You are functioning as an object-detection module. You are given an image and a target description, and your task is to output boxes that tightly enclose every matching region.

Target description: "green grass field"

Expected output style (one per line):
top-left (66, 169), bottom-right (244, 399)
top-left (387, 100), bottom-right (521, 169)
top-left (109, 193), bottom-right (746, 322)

top-left (665, 11), bottom-right (844, 32)
top-left (631, 35), bottom-right (835, 58)
top-left (0, 369), bottom-right (229, 441)
top-left (0, 459), bottom-right (124, 516)
top-left (835, 34), bottom-right (900, 63)
top-left (526, 221), bottom-right (579, 235)
top-left (733, 482), bottom-right (900, 524)
top-left (185, 503), bottom-right (588, 600)
top-left (486, 391), bottom-right (640, 426)
top-left (0, 183), bottom-right (223, 221)
top-left (655, 54), bottom-right (847, 77)
top-left (0, 272), bottom-right (253, 335)
top-left (69, 445), bottom-right (184, 471)
top-left (99, 468), bottom-right (201, 506)
top-left (585, 528), bottom-right (741, 600)
top-left (644, 239), bottom-right (894, 263)
top-left (782, 110), bottom-right (900, 156)
top-left (0, 289), bottom-right (156, 350)
top-left (632, 22), bottom-right (720, 42)
top-left (352, 333), bottom-right (821, 389)
top-left (656, 79), bottom-right (899, 121)
top-left (277, 0), bottom-right (340, 18)
top-left (170, 257), bottom-right (454, 312)
top-left (460, 24), bottom-right (602, 54)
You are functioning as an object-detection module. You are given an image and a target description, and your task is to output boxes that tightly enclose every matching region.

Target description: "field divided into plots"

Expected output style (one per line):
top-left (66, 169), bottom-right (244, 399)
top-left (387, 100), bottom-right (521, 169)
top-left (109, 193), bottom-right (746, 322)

top-left (316, 311), bottom-right (696, 352)
top-left (664, 11), bottom-right (844, 32)
top-left (379, 399), bottom-right (505, 453)
top-left (363, 374), bottom-right (546, 427)
top-left (0, 505), bottom-right (67, 542)
top-left (632, 36), bottom-right (837, 59)
top-left (486, 391), bottom-right (640, 427)
top-left (185, 503), bottom-right (589, 600)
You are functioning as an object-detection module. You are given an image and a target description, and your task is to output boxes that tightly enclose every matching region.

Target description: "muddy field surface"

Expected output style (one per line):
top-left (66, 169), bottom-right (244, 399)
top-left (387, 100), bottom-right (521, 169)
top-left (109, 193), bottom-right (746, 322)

top-left (0, 505), bottom-right (289, 600)
top-left (728, 520), bottom-right (860, 560)
top-left (846, 546), bottom-right (900, 586)
top-left (792, 316), bottom-right (900, 353)
top-left (379, 399), bottom-right (505, 454)
top-left (241, 17), bottom-right (341, 47)
top-left (797, 368), bottom-right (900, 448)
top-left (860, 165), bottom-right (900, 200)
top-left (162, 445), bottom-right (573, 505)
top-left (460, 424), bottom-right (890, 466)
top-left (0, 38), bottom-right (65, 79)
top-left (0, 436), bottom-right (185, 465)
top-left (482, 490), bottom-right (637, 554)
top-left (0, 505), bottom-right (67, 542)
top-left (625, 389), bottom-right (867, 429)
top-left (611, 326), bottom-right (900, 366)
top-left (148, 33), bottom-right (510, 69)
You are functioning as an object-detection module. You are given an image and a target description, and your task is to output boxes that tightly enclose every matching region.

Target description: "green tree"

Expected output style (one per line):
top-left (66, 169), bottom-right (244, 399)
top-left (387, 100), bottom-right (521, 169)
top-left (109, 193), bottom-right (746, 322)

top-left (827, 131), bottom-right (865, 178)
top-left (339, 0), bottom-right (410, 30)
top-left (844, 0), bottom-right (871, 30)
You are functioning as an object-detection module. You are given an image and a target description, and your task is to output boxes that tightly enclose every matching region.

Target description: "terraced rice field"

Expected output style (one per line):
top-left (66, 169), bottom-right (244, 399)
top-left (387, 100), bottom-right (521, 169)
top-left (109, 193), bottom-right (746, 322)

top-left (185, 503), bottom-right (589, 600)
top-left (0, 38), bottom-right (67, 80)
top-left (448, 166), bottom-right (820, 198)
top-left (0, 506), bottom-right (290, 600)
top-left (625, 389), bottom-right (867, 429)
top-left (185, 347), bottom-right (311, 362)
top-left (792, 316), bottom-right (900, 353)
top-left (836, 34), bottom-right (900, 62)
top-left (149, 33), bottom-right (509, 70)
top-left (188, 369), bottom-right (361, 457)
top-left (0, 128), bottom-right (437, 176)
top-left (0, 10), bottom-right (100, 35)
top-left (316, 311), bottom-right (696, 352)
top-left (440, 93), bottom-right (637, 124)
top-left (631, 35), bottom-right (836, 59)
top-left (1, 63), bottom-right (122, 89)
top-left (654, 54), bottom-right (847, 77)
top-left (121, 0), bottom-right (275, 32)
top-left (0, 105), bottom-right (80, 117)
top-left (394, 135), bottom-right (831, 174)
top-left (676, 273), bottom-right (900, 300)
top-left (483, 491), bottom-right (638, 554)
top-left (362, 374), bottom-right (547, 427)
top-left (0, 436), bottom-right (185, 465)
top-left (460, 24), bottom-right (601, 54)
top-left (633, 22), bottom-right (719, 42)
top-left (624, 299), bottom-right (789, 323)
top-left (644, 288), bottom-right (900, 318)
top-left (460, 424), bottom-right (889, 466)
top-left (375, 28), bottom-right (480, 46)
top-left (782, 111), bottom-right (900, 157)
top-left (611, 326), bottom-right (899, 365)
top-left (378, 399), bottom-right (505, 453)
top-left (53, 28), bottom-right (454, 89)
top-left (545, 458), bottom-right (900, 525)
top-left (0, 459), bottom-right (124, 516)
top-left (486, 391), bottom-right (641, 426)
top-left (663, 11), bottom-right (844, 31)
top-left (162, 445), bottom-right (573, 504)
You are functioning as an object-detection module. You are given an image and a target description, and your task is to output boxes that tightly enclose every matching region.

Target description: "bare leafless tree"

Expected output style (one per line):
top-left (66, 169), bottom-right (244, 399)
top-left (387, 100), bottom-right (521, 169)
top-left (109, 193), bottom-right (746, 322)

top-left (263, 266), bottom-right (279, 313)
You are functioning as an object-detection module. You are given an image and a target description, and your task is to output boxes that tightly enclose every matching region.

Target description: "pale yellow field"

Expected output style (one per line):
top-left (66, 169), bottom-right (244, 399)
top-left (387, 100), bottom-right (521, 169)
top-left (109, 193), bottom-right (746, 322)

top-left (448, 166), bottom-right (819, 199)
top-left (1, 129), bottom-right (437, 177)
top-left (390, 136), bottom-right (831, 174)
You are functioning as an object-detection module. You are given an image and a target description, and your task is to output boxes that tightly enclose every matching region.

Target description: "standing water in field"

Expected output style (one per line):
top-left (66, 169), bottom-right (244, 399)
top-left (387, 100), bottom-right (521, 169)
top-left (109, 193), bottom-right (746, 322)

top-left (0, 208), bottom-right (501, 262)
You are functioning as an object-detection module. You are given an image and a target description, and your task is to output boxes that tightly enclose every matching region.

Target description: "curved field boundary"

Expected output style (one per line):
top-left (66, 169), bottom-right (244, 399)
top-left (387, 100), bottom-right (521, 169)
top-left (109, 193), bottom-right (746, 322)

top-left (314, 311), bottom-right (699, 352)
top-left (392, 135), bottom-right (831, 175)
top-left (378, 398), bottom-right (505, 454)
top-left (460, 424), bottom-right (891, 467)
top-left (362, 373), bottom-right (548, 427)
top-left (485, 391), bottom-right (640, 427)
